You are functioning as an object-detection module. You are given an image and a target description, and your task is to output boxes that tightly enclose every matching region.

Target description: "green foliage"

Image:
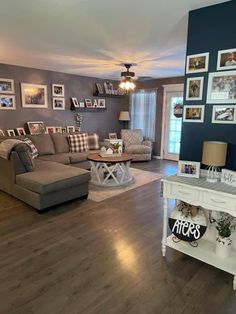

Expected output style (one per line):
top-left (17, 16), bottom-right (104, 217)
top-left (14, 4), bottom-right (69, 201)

top-left (110, 143), bottom-right (120, 150)
top-left (216, 212), bottom-right (236, 238)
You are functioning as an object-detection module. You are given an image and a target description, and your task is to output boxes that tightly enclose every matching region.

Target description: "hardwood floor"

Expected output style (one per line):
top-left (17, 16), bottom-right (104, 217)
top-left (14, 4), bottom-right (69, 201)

top-left (0, 160), bottom-right (235, 314)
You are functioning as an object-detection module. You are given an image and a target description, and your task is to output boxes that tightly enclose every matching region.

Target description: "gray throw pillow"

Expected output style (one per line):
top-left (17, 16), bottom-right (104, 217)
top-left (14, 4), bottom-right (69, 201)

top-left (28, 134), bottom-right (55, 156)
top-left (13, 143), bottom-right (35, 172)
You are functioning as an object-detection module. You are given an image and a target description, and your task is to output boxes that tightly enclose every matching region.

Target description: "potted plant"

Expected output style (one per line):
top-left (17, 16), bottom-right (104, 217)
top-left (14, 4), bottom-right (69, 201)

top-left (110, 142), bottom-right (121, 154)
top-left (215, 212), bottom-right (236, 258)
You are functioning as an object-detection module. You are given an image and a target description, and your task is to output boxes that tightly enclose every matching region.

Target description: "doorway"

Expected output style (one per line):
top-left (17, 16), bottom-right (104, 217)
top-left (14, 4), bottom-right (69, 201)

top-left (162, 84), bottom-right (184, 161)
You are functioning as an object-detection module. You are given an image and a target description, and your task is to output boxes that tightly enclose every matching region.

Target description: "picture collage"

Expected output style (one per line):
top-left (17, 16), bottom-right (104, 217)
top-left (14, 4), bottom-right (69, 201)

top-left (184, 48), bottom-right (236, 124)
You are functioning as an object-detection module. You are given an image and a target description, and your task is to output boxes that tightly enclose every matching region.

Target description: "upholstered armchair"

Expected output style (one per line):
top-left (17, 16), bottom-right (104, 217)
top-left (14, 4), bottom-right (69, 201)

top-left (120, 129), bottom-right (152, 161)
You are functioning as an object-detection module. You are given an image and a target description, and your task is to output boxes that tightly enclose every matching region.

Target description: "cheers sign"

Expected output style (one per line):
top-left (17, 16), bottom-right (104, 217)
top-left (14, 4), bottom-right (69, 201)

top-left (169, 208), bottom-right (207, 242)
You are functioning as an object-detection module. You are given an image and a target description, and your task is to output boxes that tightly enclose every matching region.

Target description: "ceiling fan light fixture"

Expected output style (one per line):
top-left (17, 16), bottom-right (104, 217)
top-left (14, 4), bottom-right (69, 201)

top-left (119, 64), bottom-right (136, 92)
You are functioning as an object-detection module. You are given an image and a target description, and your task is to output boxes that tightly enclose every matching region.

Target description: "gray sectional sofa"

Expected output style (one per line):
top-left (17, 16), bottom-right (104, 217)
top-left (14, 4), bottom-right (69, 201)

top-left (0, 133), bottom-right (99, 211)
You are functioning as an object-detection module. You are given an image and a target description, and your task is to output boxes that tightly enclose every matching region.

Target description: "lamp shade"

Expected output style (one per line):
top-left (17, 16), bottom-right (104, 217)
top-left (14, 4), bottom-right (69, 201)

top-left (119, 111), bottom-right (130, 121)
top-left (202, 141), bottom-right (227, 167)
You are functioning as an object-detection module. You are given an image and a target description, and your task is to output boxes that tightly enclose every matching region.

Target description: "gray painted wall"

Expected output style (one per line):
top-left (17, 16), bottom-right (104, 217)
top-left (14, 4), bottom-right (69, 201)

top-left (0, 63), bottom-right (128, 139)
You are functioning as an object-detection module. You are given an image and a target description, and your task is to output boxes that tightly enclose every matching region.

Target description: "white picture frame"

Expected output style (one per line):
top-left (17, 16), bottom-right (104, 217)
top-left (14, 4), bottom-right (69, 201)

top-left (186, 52), bottom-right (209, 74)
top-left (71, 97), bottom-right (79, 108)
top-left (21, 83), bottom-right (48, 108)
top-left (108, 133), bottom-right (117, 140)
top-left (6, 129), bottom-right (16, 137)
top-left (0, 78), bottom-right (15, 94)
top-left (0, 95), bottom-right (16, 110)
top-left (52, 84), bottom-right (65, 97)
top-left (207, 70), bottom-right (236, 104)
top-left (66, 126), bottom-right (75, 133)
top-left (186, 77), bottom-right (204, 101)
top-left (217, 48), bottom-right (236, 71)
top-left (16, 127), bottom-right (26, 136)
top-left (0, 129), bottom-right (5, 136)
top-left (52, 97), bottom-right (65, 110)
top-left (46, 126), bottom-right (56, 134)
top-left (211, 105), bottom-right (236, 124)
top-left (85, 99), bottom-right (94, 108)
top-left (183, 105), bottom-right (205, 123)
top-left (178, 160), bottom-right (200, 178)
top-left (97, 99), bottom-right (106, 108)
top-left (79, 102), bottom-right (85, 108)
top-left (27, 121), bottom-right (46, 134)
top-left (54, 127), bottom-right (62, 133)
top-left (221, 169), bottom-right (236, 187)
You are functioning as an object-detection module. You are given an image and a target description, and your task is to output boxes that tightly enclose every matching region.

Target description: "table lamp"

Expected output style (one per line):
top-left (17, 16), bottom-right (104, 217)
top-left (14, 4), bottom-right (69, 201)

top-left (202, 141), bottom-right (227, 183)
top-left (119, 111), bottom-right (130, 129)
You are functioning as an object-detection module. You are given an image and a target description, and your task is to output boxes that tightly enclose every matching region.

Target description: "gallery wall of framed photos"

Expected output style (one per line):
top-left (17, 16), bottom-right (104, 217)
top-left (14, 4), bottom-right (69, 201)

top-left (0, 63), bottom-right (129, 139)
top-left (180, 0), bottom-right (236, 171)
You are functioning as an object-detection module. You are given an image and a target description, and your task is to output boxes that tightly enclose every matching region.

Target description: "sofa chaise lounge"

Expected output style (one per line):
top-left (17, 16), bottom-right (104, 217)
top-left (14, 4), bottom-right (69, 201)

top-left (0, 133), bottom-right (99, 211)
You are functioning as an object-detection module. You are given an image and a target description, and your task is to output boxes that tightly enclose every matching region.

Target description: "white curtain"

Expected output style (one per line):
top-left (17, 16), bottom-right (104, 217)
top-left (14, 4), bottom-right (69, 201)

top-left (130, 90), bottom-right (156, 141)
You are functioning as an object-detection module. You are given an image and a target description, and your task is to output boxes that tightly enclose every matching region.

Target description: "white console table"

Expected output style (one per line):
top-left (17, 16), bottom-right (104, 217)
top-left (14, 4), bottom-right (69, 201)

top-left (161, 175), bottom-right (236, 290)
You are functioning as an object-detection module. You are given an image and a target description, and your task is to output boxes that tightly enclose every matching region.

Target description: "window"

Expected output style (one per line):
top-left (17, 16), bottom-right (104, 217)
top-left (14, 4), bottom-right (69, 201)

top-left (130, 90), bottom-right (156, 141)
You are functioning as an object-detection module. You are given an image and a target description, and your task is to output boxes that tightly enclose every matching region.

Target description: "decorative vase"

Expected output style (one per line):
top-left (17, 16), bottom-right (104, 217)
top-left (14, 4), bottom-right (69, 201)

top-left (215, 236), bottom-right (232, 258)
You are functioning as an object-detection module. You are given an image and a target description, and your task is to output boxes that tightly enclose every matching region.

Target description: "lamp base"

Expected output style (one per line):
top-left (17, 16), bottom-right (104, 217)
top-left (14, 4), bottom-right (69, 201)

top-left (206, 166), bottom-right (220, 183)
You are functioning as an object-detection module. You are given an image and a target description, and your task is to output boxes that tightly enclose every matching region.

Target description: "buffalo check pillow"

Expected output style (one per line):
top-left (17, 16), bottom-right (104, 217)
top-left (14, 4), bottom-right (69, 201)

top-left (68, 133), bottom-right (89, 153)
top-left (21, 138), bottom-right (38, 159)
top-left (88, 133), bottom-right (99, 150)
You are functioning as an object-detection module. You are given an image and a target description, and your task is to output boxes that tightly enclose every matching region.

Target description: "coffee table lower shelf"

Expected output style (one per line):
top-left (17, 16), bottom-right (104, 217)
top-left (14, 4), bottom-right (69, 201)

top-left (165, 235), bottom-right (236, 289)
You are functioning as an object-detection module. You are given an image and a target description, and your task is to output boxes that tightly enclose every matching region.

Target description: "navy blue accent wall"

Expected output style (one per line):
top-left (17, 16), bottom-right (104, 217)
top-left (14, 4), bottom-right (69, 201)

top-left (180, 1), bottom-right (236, 170)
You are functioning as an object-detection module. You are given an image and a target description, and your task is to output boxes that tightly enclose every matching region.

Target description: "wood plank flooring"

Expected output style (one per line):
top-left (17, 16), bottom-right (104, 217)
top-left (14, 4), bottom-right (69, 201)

top-left (0, 160), bottom-right (235, 314)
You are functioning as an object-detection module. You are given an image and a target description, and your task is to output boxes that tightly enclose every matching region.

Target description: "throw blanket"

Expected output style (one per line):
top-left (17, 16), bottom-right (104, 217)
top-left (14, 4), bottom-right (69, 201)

top-left (0, 139), bottom-right (22, 159)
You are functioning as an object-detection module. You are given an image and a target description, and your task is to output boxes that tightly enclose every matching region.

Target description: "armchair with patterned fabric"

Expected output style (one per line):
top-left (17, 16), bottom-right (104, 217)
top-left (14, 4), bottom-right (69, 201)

top-left (120, 129), bottom-right (152, 161)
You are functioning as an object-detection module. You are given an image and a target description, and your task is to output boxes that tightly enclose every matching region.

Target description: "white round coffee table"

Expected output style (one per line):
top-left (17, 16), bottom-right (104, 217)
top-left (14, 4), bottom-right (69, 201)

top-left (87, 153), bottom-right (134, 187)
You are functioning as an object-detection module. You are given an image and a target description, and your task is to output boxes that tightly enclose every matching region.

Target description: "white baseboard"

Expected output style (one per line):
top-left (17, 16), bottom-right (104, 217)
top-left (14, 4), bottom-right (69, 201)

top-left (153, 155), bottom-right (163, 160)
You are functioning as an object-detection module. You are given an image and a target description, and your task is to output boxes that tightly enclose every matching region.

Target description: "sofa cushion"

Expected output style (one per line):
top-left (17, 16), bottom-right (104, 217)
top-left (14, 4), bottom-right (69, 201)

top-left (37, 153), bottom-right (70, 164)
top-left (68, 133), bottom-right (89, 153)
top-left (69, 152), bottom-right (89, 164)
top-left (14, 143), bottom-right (35, 172)
top-left (21, 138), bottom-right (38, 159)
top-left (16, 160), bottom-right (90, 194)
top-left (50, 133), bottom-right (70, 153)
top-left (28, 134), bottom-right (55, 156)
top-left (126, 144), bottom-right (152, 154)
top-left (88, 133), bottom-right (99, 150)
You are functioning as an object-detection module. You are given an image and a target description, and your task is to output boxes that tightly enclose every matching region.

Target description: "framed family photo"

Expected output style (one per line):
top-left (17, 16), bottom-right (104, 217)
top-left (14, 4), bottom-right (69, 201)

top-left (46, 126), bottom-right (55, 134)
top-left (0, 95), bottom-right (16, 110)
top-left (97, 99), bottom-right (106, 108)
top-left (52, 84), bottom-right (64, 97)
top-left (0, 78), bottom-right (15, 94)
top-left (16, 127), bottom-right (26, 136)
top-left (85, 99), bottom-right (94, 108)
top-left (0, 129), bottom-right (5, 136)
top-left (109, 133), bottom-right (117, 140)
top-left (211, 105), bottom-right (236, 124)
top-left (66, 126), bottom-right (75, 133)
top-left (178, 160), bottom-right (200, 178)
top-left (21, 83), bottom-right (48, 108)
top-left (183, 105), bottom-right (205, 123)
top-left (27, 121), bottom-right (46, 134)
top-left (7, 129), bottom-right (16, 137)
top-left (53, 98), bottom-right (65, 110)
top-left (217, 48), bottom-right (236, 71)
top-left (186, 52), bottom-right (209, 74)
top-left (186, 77), bottom-right (204, 101)
top-left (206, 71), bottom-right (236, 103)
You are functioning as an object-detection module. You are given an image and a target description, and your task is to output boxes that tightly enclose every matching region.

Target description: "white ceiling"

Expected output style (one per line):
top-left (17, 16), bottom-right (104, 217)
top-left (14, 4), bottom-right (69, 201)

top-left (0, 0), bottom-right (229, 80)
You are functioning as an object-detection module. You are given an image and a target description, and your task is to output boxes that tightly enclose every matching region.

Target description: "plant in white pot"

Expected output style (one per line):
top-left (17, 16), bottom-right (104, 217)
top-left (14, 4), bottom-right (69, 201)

top-left (215, 212), bottom-right (236, 258)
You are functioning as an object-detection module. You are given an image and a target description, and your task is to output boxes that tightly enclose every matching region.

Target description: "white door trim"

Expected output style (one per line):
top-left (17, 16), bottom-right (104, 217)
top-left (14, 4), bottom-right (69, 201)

top-left (161, 84), bottom-right (184, 160)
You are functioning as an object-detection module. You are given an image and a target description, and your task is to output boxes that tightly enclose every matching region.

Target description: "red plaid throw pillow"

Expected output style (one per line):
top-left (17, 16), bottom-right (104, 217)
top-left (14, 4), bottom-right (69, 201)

top-left (68, 133), bottom-right (89, 153)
